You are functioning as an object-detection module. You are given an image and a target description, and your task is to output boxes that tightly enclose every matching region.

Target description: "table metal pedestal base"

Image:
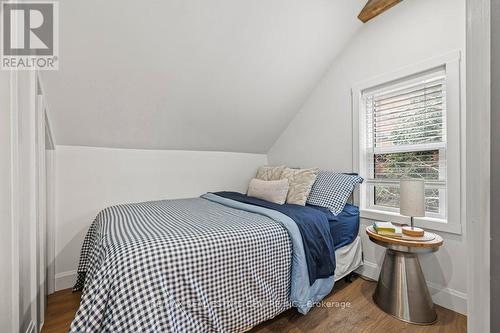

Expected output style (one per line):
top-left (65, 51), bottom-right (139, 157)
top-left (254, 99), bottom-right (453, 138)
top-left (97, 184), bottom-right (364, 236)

top-left (373, 249), bottom-right (437, 325)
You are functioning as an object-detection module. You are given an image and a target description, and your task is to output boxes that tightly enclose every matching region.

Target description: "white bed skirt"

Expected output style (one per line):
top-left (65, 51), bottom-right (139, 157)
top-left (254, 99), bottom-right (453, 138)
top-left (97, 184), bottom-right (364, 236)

top-left (334, 236), bottom-right (363, 281)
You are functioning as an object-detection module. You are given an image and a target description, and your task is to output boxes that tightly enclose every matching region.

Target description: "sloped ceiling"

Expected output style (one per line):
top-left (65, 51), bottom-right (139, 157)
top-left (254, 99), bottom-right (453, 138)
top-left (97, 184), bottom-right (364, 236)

top-left (42, 0), bottom-right (365, 153)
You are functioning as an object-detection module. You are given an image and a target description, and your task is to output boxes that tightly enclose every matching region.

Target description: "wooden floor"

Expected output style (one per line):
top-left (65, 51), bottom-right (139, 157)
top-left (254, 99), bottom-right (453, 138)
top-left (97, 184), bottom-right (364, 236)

top-left (41, 276), bottom-right (466, 333)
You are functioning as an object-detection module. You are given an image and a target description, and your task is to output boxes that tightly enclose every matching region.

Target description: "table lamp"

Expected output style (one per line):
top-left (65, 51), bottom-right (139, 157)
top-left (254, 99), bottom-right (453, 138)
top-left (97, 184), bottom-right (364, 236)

top-left (400, 179), bottom-right (425, 237)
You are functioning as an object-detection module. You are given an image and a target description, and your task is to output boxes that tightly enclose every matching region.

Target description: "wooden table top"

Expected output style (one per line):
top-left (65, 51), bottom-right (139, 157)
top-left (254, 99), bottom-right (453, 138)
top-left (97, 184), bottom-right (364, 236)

top-left (366, 226), bottom-right (443, 249)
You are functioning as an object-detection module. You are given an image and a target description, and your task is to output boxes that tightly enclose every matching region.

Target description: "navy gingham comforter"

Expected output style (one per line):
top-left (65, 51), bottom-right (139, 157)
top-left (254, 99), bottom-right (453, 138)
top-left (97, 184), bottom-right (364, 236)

top-left (71, 197), bottom-right (292, 332)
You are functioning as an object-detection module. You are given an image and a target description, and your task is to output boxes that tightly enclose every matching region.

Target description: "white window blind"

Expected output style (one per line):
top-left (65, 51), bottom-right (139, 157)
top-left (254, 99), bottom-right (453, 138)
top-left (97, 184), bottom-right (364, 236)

top-left (362, 68), bottom-right (447, 218)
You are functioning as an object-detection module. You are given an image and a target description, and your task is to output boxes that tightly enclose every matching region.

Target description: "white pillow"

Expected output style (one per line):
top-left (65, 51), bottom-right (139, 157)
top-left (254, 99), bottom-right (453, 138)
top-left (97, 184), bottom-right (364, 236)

top-left (247, 178), bottom-right (289, 205)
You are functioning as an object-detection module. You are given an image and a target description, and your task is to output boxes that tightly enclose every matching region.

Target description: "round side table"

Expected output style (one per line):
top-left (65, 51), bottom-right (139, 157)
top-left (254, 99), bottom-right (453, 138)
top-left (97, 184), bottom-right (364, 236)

top-left (366, 226), bottom-right (443, 325)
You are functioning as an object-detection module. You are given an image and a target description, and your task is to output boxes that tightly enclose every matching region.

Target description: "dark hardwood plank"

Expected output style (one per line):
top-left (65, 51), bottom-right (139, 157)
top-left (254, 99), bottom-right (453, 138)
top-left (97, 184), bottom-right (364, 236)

top-left (41, 277), bottom-right (466, 333)
top-left (358, 0), bottom-right (403, 23)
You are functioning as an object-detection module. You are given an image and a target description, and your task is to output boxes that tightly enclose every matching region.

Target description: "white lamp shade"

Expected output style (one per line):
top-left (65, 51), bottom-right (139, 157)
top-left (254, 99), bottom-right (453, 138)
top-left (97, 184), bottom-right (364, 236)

top-left (399, 179), bottom-right (425, 217)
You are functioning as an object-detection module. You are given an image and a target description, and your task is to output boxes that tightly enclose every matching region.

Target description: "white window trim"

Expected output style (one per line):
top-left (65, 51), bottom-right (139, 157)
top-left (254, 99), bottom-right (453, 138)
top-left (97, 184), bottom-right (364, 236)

top-left (352, 51), bottom-right (462, 235)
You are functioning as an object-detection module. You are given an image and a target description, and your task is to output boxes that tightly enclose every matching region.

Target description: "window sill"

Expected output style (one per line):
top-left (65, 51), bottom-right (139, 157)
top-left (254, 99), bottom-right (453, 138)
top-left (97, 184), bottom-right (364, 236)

top-left (359, 209), bottom-right (462, 235)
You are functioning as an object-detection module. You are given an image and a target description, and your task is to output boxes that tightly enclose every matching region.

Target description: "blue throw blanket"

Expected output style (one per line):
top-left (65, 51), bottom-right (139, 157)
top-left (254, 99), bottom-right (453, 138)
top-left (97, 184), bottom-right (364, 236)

top-left (212, 192), bottom-right (336, 285)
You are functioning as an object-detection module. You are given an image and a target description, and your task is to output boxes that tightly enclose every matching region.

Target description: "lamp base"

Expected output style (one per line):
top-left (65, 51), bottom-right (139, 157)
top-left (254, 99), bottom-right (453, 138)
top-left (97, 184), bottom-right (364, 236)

top-left (402, 226), bottom-right (425, 237)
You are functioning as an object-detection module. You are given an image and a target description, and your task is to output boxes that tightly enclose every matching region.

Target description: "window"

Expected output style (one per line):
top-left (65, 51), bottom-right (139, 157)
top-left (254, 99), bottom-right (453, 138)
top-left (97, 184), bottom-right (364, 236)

top-left (363, 68), bottom-right (446, 219)
top-left (352, 52), bottom-right (462, 234)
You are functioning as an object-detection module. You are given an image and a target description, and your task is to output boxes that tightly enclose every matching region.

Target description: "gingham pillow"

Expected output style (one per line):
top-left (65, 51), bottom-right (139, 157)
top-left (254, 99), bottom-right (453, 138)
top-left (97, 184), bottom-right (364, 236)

top-left (306, 171), bottom-right (363, 215)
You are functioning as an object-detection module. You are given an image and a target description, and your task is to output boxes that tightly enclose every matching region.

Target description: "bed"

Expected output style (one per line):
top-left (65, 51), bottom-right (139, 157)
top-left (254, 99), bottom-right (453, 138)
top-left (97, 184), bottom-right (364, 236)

top-left (70, 191), bottom-right (362, 333)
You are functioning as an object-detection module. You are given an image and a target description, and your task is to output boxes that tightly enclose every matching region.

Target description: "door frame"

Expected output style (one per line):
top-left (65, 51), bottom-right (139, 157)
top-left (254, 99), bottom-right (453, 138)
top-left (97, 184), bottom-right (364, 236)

top-left (35, 74), bottom-right (56, 300)
top-left (466, 0), bottom-right (491, 332)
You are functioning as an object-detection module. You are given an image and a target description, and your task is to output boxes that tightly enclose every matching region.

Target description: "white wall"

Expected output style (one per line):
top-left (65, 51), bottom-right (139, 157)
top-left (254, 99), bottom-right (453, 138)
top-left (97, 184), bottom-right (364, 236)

top-left (268, 0), bottom-right (467, 314)
top-left (54, 146), bottom-right (267, 289)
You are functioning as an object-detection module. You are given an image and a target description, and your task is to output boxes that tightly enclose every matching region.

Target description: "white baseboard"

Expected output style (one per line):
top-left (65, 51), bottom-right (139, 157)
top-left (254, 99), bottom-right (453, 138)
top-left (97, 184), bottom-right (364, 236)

top-left (55, 270), bottom-right (77, 291)
top-left (356, 261), bottom-right (467, 315)
top-left (355, 259), bottom-right (379, 278)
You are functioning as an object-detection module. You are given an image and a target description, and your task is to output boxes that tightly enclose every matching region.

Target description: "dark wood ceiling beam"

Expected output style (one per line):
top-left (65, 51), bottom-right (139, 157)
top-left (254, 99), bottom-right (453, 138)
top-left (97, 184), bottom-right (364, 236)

top-left (358, 0), bottom-right (402, 23)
